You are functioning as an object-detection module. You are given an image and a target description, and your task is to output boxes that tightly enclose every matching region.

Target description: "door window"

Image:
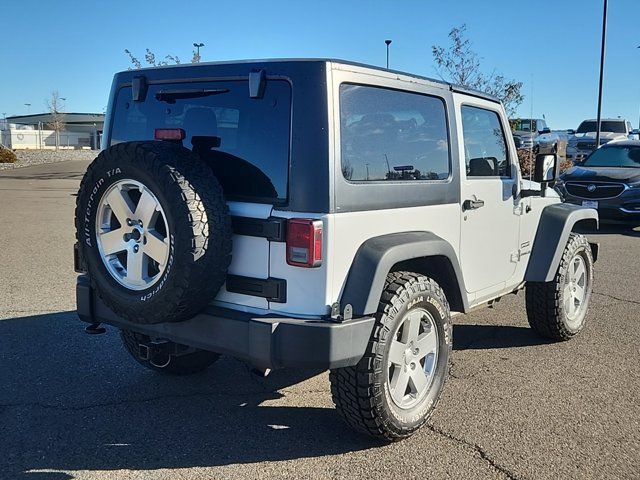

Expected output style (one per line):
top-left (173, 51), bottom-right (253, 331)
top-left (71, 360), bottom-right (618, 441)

top-left (461, 106), bottom-right (510, 178)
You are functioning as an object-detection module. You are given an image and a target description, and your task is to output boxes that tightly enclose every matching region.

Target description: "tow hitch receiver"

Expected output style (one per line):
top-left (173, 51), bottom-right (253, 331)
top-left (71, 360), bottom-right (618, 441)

top-left (138, 339), bottom-right (185, 368)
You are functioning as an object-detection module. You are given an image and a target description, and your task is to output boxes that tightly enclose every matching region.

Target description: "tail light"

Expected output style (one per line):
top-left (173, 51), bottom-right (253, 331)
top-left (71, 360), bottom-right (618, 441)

top-left (154, 128), bottom-right (185, 141)
top-left (286, 219), bottom-right (322, 267)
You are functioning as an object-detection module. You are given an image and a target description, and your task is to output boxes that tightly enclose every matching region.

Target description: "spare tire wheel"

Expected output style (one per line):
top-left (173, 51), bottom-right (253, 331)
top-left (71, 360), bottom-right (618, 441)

top-left (75, 141), bottom-right (232, 324)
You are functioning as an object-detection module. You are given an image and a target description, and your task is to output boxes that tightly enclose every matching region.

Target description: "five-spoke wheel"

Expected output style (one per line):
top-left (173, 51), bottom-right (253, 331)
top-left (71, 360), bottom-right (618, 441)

top-left (563, 254), bottom-right (588, 327)
top-left (96, 179), bottom-right (170, 290)
top-left (387, 308), bottom-right (439, 409)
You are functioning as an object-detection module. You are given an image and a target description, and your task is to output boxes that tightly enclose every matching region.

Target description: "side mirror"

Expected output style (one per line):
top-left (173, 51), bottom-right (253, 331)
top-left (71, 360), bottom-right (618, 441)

top-left (566, 129), bottom-right (576, 135)
top-left (539, 127), bottom-right (551, 134)
top-left (534, 154), bottom-right (559, 197)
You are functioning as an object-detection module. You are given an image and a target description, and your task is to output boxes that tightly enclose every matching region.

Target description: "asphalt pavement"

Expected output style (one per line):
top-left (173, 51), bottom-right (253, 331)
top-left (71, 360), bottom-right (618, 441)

top-left (1, 159), bottom-right (638, 479)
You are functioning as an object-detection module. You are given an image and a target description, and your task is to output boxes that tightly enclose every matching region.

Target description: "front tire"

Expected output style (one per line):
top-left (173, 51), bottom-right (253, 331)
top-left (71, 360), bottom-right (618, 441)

top-left (329, 272), bottom-right (452, 441)
top-left (526, 233), bottom-right (594, 340)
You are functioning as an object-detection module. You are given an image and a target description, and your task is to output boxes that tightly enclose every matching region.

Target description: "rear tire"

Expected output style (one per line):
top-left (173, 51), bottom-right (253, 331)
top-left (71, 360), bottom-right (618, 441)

top-left (526, 233), bottom-right (594, 340)
top-left (120, 330), bottom-right (220, 375)
top-left (329, 272), bottom-right (452, 441)
top-left (75, 141), bottom-right (232, 324)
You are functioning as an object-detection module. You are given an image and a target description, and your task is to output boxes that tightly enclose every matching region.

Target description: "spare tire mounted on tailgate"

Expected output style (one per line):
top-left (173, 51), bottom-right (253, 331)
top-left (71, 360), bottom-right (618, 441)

top-left (75, 141), bottom-right (232, 324)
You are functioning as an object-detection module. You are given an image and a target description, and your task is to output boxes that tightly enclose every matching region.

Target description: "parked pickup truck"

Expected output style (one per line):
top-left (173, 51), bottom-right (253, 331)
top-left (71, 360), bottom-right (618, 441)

top-left (511, 118), bottom-right (559, 154)
top-left (567, 118), bottom-right (635, 163)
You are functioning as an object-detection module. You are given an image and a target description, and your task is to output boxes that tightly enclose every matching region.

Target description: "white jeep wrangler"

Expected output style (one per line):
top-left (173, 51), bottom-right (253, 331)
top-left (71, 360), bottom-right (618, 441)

top-left (75, 59), bottom-right (598, 440)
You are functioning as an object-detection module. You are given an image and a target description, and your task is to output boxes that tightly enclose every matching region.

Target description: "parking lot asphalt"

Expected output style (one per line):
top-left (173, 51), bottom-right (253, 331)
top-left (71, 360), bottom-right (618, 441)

top-left (1, 159), bottom-right (638, 480)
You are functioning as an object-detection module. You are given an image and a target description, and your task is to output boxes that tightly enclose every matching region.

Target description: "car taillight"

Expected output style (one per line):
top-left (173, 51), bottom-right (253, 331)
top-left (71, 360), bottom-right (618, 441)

top-left (154, 128), bottom-right (185, 141)
top-left (286, 219), bottom-right (322, 267)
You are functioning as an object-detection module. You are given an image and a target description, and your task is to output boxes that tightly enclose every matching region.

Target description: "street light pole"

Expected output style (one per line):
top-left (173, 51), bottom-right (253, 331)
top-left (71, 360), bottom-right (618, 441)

top-left (385, 39), bottom-right (392, 69)
top-left (193, 42), bottom-right (204, 62)
top-left (24, 103), bottom-right (31, 114)
top-left (595, 0), bottom-right (608, 148)
top-left (637, 45), bottom-right (640, 130)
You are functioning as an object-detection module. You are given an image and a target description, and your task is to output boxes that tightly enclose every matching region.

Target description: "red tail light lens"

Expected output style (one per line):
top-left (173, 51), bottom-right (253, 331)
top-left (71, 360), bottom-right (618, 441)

top-left (154, 128), bottom-right (185, 141)
top-left (286, 219), bottom-right (322, 267)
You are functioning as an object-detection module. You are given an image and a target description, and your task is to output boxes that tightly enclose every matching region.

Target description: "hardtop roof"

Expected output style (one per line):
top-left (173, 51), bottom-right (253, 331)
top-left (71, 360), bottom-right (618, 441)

top-left (116, 58), bottom-right (501, 104)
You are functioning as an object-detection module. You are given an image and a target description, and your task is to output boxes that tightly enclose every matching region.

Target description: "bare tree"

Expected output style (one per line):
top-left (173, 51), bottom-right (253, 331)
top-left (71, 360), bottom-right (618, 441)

top-left (432, 25), bottom-right (524, 117)
top-left (46, 90), bottom-right (66, 150)
top-left (124, 48), bottom-right (181, 69)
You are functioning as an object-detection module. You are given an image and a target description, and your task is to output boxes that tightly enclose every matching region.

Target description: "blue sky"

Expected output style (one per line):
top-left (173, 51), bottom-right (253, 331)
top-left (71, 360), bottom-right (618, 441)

top-left (1, 0), bottom-right (639, 129)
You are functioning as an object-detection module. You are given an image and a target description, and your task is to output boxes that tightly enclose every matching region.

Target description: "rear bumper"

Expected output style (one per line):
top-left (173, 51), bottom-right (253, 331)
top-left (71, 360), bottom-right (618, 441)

top-left (76, 275), bottom-right (376, 370)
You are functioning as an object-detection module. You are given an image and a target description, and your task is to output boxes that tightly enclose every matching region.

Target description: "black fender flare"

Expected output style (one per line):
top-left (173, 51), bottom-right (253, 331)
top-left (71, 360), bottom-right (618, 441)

top-left (339, 231), bottom-right (468, 316)
top-left (525, 203), bottom-right (599, 283)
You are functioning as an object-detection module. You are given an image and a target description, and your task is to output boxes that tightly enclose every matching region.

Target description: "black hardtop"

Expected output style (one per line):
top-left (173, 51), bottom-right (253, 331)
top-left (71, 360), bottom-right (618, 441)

top-left (112, 58), bottom-right (500, 104)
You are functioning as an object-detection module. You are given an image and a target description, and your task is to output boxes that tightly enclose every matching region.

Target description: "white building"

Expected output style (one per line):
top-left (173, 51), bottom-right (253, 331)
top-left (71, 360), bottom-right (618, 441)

top-left (1, 113), bottom-right (104, 150)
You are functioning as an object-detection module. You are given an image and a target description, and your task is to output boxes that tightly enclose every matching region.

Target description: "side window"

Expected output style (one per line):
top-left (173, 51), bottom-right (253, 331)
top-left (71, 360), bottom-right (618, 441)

top-left (461, 105), bottom-right (510, 178)
top-left (339, 84), bottom-right (450, 182)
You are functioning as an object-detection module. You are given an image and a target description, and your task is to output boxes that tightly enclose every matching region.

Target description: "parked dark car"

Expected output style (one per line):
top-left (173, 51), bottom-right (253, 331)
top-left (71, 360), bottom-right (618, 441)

top-left (557, 140), bottom-right (640, 226)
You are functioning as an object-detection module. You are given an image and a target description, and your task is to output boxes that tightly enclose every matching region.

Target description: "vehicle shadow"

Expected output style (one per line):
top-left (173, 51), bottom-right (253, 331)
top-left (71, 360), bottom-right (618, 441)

top-left (0, 312), bottom-right (380, 478)
top-left (453, 324), bottom-right (552, 350)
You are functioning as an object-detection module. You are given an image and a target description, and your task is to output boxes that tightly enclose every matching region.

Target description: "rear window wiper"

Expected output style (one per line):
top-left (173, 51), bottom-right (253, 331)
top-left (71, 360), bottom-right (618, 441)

top-left (155, 88), bottom-right (230, 103)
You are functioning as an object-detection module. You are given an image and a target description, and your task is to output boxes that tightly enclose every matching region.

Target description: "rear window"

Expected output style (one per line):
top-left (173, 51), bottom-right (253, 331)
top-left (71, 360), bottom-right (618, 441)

top-left (576, 120), bottom-right (626, 134)
top-left (109, 80), bottom-right (292, 203)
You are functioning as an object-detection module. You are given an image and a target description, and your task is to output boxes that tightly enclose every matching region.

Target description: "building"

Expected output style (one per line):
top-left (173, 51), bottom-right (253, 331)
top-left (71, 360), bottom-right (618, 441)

top-left (1, 112), bottom-right (104, 150)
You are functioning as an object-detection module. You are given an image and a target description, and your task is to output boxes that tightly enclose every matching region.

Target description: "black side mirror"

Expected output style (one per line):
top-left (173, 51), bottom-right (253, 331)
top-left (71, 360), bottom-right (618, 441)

top-left (567, 129), bottom-right (576, 135)
top-left (534, 153), bottom-right (559, 196)
top-left (539, 127), bottom-right (551, 134)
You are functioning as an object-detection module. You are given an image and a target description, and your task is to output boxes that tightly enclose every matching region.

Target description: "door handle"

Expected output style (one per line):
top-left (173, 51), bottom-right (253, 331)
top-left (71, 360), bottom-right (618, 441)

top-left (463, 198), bottom-right (485, 211)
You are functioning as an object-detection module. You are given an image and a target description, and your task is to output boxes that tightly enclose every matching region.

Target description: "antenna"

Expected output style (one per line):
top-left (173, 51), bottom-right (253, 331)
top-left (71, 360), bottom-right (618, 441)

top-left (528, 74), bottom-right (534, 209)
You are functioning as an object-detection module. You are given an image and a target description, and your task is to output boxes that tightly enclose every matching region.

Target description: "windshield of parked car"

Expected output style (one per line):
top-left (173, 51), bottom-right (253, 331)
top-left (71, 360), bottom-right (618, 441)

top-left (576, 121), bottom-right (626, 134)
top-left (582, 146), bottom-right (640, 168)
top-left (512, 119), bottom-right (536, 131)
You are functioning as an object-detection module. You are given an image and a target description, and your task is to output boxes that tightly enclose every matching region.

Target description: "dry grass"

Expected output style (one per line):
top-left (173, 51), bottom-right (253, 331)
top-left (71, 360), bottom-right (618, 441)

top-left (0, 149), bottom-right (17, 163)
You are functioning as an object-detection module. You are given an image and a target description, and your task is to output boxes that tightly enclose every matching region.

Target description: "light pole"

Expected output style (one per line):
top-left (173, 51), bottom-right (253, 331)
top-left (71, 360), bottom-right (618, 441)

top-left (385, 39), bottom-right (392, 69)
top-left (193, 42), bottom-right (204, 62)
top-left (24, 103), bottom-right (31, 114)
top-left (595, 0), bottom-right (608, 148)
top-left (637, 45), bottom-right (640, 130)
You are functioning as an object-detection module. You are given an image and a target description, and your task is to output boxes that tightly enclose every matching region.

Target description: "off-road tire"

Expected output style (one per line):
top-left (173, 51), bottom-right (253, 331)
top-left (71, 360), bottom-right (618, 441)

top-left (329, 272), bottom-right (452, 441)
top-left (121, 330), bottom-right (220, 375)
top-left (526, 233), bottom-right (594, 340)
top-left (75, 141), bottom-right (232, 324)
